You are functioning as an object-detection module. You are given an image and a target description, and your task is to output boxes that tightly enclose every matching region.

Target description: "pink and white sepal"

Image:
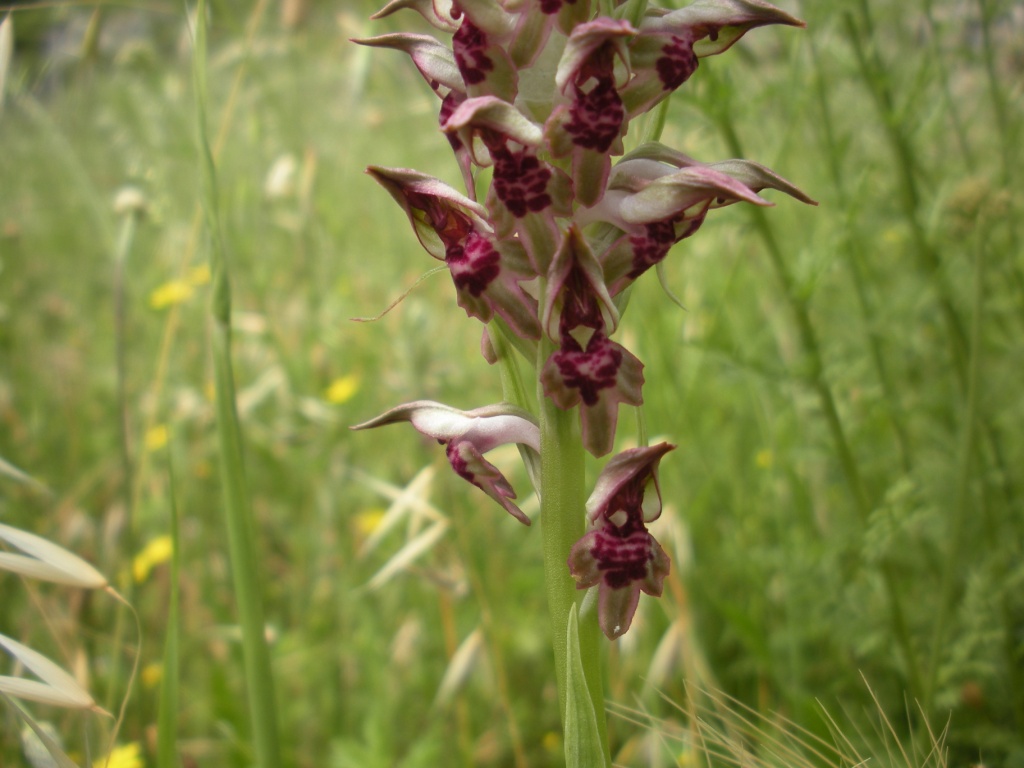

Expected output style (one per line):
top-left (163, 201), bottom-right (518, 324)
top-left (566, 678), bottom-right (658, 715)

top-left (352, 400), bottom-right (540, 525)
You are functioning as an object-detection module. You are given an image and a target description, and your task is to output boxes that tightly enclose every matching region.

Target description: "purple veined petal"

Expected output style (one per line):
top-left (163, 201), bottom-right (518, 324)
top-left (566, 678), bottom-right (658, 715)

top-left (491, 182), bottom-right (567, 275)
top-left (542, 225), bottom-right (619, 341)
top-left (351, 33), bottom-right (465, 97)
top-left (594, 532), bottom-right (670, 639)
top-left (621, 26), bottom-right (699, 116)
top-left (596, 201), bottom-right (710, 296)
top-left (451, 7), bottom-right (519, 101)
top-left (448, 232), bottom-right (542, 339)
top-left (540, 332), bottom-right (645, 457)
top-left (370, 0), bottom-right (460, 33)
top-left (490, 144), bottom-right (555, 216)
top-left (567, 512), bottom-right (672, 638)
top-left (482, 146), bottom-right (571, 276)
top-left (442, 101), bottom-right (569, 271)
top-left (590, 149), bottom-right (815, 294)
top-left (446, 438), bottom-right (531, 524)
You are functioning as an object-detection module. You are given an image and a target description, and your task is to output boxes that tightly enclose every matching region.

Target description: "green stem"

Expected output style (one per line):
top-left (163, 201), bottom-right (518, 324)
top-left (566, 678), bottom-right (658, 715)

top-left (537, 340), bottom-right (609, 766)
top-left (923, 214), bottom-right (985, 709)
top-left (193, 3), bottom-right (282, 766)
top-left (104, 210), bottom-right (140, 722)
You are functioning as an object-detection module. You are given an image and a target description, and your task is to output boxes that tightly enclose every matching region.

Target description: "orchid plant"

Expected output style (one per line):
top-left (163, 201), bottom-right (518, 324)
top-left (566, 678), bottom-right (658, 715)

top-left (352, 0), bottom-right (813, 761)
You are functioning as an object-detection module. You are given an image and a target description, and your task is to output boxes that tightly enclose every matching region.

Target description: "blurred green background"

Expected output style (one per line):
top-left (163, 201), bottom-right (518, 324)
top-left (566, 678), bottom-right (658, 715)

top-left (1, 0), bottom-right (1022, 766)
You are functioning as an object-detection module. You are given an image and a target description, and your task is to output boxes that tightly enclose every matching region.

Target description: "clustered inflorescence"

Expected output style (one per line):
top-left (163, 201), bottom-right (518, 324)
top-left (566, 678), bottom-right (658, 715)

top-left (353, 0), bottom-right (814, 640)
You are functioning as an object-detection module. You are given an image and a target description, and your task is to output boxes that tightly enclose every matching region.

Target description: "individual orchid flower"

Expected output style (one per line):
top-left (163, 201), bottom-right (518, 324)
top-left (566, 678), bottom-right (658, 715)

top-left (442, 95), bottom-right (572, 272)
top-left (622, 0), bottom-right (805, 117)
top-left (367, 166), bottom-right (542, 339)
top-left (352, 401), bottom-right (540, 525)
top-left (588, 145), bottom-right (816, 295)
top-left (568, 442), bottom-right (675, 639)
top-left (545, 17), bottom-right (636, 207)
top-left (539, 226), bottom-right (640, 457)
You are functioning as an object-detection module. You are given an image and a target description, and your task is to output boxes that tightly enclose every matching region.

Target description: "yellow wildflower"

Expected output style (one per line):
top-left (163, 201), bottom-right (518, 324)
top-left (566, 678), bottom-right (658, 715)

top-left (325, 374), bottom-right (360, 404)
top-left (141, 662), bottom-right (163, 689)
top-left (133, 535), bottom-right (173, 583)
top-left (353, 508), bottom-right (385, 538)
top-left (144, 424), bottom-right (169, 452)
top-left (100, 742), bottom-right (143, 768)
top-left (149, 280), bottom-right (193, 309)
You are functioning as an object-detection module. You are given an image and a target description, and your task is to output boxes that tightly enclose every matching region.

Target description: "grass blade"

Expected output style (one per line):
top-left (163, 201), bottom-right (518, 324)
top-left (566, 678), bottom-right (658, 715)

top-left (190, 1), bottom-right (282, 765)
top-left (156, 461), bottom-right (181, 768)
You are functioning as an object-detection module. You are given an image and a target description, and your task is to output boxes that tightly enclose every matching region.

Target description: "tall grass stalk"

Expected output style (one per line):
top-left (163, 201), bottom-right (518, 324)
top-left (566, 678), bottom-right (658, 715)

top-left (103, 196), bottom-right (144, 728)
top-left (705, 70), bottom-right (926, 706)
top-left (191, 2), bottom-right (282, 766)
top-left (923, 209), bottom-right (985, 711)
top-left (130, 0), bottom-right (270, 524)
top-left (112, 199), bottom-right (142, 583)
top-left (842, 7), bottom-right (968, 381)
top-left (156, 460), bottom-right (181, 768)
top-left (806, 31), bottom-right (912, 474)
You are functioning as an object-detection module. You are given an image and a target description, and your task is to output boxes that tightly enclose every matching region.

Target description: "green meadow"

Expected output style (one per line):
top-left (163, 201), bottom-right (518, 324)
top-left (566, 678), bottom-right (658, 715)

top-left (1, 1), bottom-right (1021, 766)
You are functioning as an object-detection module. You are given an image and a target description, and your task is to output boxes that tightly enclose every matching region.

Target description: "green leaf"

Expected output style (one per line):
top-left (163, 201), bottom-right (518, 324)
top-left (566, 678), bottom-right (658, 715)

top-left (563, 605), bottom-right (607, 768)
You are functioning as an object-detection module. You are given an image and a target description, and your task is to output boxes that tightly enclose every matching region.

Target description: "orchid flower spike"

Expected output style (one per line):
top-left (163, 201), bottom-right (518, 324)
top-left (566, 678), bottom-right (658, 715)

top-left (352, 401), bottom-right (540, 525)
top-left (568, 442), bottom-right (675, 639)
